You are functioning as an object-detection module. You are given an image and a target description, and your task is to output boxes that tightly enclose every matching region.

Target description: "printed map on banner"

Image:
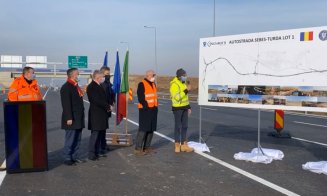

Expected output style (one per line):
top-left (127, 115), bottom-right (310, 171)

top-left (198, 26), bottom-right (327, 112)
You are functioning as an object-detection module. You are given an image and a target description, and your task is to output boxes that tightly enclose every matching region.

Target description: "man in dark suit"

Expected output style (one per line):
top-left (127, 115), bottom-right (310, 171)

top-left (60, 68), bottom-right (85, 166)
top-left (99, 66), bottom-right (115, 156)
top-left (87, 70), bottom-right (111, 160)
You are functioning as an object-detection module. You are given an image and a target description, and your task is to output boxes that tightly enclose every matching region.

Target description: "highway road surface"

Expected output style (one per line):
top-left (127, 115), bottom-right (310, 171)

top-left (0, 88), bottom-right (326, 196)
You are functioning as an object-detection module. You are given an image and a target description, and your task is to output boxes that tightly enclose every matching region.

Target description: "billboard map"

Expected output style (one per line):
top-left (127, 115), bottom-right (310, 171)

top-left (199, 26), bottom-right (327, 112)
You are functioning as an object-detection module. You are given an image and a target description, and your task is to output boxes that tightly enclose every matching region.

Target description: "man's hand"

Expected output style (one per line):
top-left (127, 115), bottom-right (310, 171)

top-left (188, 109), bottom-right (192, 116)
top-left (187, 84), bottom-right (191, 91)
top-left (67, 120), bottom-right (73, 126)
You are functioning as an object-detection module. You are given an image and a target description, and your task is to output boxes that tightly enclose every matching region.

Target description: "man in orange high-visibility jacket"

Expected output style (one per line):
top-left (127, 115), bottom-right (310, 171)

top-left (135, 70), bottom-right (158, 156)
top-left (8, 66), bottom-right (42, 101)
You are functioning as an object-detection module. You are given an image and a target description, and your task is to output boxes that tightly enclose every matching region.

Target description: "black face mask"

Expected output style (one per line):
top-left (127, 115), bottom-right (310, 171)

top-left (105, 75), bottom-right (110, 82)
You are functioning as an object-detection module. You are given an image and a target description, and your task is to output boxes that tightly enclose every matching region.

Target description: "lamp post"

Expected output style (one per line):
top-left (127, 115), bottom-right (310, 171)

top-left (213, 0), bottom-right (216, 36)
top-left (144, 25), bottom-right (158, 85)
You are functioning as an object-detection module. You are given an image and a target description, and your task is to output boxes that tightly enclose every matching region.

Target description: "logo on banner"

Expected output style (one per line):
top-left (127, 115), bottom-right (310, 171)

top-left (203, 42), bottom-right (207, 47)
top-left (319, 30), bottom-right (327, 41)
top-left (300, 31), bottom-right (313, 41)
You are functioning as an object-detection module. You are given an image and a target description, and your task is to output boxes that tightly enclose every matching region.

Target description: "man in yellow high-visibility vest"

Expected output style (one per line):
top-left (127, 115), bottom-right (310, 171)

top-left (170, 68), bottom-right (193, 153)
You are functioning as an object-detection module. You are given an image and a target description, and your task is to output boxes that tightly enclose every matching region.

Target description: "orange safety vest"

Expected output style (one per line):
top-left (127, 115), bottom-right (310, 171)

top-left (8, 75), bottom-right (42, 101)
top-left (138, 79), bottom-right (158, 108)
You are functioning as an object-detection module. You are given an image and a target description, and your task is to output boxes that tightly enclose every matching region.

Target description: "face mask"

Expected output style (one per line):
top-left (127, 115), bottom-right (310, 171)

top-left (75, 76), bottom-right (80, 82)
top-left (181, 76), bottom-right (187, 83)
top-left (150, 77), bottom-right (155, 82)
top-left (105, 75), bottom-right (110, 82)
top-left (100, 77), bottom-right (105, 83)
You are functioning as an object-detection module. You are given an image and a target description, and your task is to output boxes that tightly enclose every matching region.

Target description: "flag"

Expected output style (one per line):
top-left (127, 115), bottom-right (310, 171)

top-left (103, 51), bottom-right (108, 67)
top-left (4, 102), bottom-right (47, 171)
top-left (112, 51), bottom-right (121, 94)
top-left (117, 93), bottom-right (126, 125)
top-left (112, 51), bottom-right (124, 125)
top-left (300, 31), bottom-right (313, 41)
top-left (116, 50), bottom-right (129, 124)
top-left (121, 50), bottom-right (129, 93)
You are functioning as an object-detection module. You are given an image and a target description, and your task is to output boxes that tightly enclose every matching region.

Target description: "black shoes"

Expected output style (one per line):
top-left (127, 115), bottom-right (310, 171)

top-left (73, 159), bottom-right (86, 163)
top-left (64, 160), bottom-right (76, 166)
top-left (98, 153), bottom-right (107, 157)
top-left (88, 156), bottom-right (99, 161)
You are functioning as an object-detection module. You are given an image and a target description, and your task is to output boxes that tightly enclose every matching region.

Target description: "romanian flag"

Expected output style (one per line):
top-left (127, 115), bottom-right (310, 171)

top-left (300, 31), bottom-right (313, 41)
top-left (4, 101), bottom-right (48, 173)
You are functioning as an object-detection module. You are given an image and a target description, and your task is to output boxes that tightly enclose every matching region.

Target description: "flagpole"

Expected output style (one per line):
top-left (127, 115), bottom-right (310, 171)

top-left (115, 93), bottom-right (117, 132)
top-left (125, 48), bottom-right (129, 135)
top-left (125, 92), bottom-right (128, 135)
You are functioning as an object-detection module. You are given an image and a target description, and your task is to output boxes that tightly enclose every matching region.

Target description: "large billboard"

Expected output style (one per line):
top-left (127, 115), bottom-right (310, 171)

top-left (0, 55), bottom-right (23, 68)
top-left (199, 26), bottom-right (327, 112)
top-left (26, 56), bottom-right (47, 68)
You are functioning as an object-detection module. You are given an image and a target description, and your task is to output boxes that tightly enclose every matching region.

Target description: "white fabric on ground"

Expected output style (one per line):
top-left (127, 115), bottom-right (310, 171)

top-left (234, 152), bottom-right (273, 164)
top-left (187, 141), bottom-right (210, 152)
top-left (251, 148), bottom-right (284, 160)
top-left (234, 148), bottom-right (284, 164)
top-left (302, 161), bottom-right (327, 175)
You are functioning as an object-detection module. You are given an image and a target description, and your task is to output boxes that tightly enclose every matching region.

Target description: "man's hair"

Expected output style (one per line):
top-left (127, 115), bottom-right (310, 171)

top-left (22, 66), bottom-right (34, 74)
top-left (92, 70), bottom-right (102, 79)
top-left (67, 68), bottom-right (78, 77)
top-left (100, 66), bottom-right (110, 73)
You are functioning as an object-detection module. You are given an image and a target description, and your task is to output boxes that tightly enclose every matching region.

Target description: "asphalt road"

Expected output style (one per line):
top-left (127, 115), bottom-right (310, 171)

top-left (0, 89), bottom-right (326, 196)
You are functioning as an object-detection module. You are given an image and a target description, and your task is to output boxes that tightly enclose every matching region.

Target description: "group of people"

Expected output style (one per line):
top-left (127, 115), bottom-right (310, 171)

top-left (7, 65), bottom-right (194, 166)
top-left (60, 67), bottom-right (115, 165)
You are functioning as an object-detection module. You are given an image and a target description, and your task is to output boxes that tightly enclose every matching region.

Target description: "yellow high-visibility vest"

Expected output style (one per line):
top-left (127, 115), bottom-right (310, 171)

top-left (169, 77), bottom-right (189, 107)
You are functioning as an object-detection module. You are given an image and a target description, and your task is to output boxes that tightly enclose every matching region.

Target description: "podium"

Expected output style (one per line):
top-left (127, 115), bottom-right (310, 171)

top-left (3, 101), bottom-right (48, 173)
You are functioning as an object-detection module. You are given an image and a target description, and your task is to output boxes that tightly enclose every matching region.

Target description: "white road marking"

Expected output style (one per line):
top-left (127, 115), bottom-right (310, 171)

top-left (42, 87), bottom-right (51, 100)
top-left (293, 121), bottom-right (327, 128)
top-left (197, 151), bottom-right (299, 196)
top-left (291, 137), bottom-right (327, 147)
top-left (83, 97), bottom-right (299, 196)
top-left (202, 107), bottom-right (218, 111)
top-left (0, 161), bottom-right (6, 187)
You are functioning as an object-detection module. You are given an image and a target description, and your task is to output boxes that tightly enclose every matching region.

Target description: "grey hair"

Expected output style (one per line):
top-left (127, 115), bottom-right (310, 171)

top-left (92, 70), bottom-right (102, 79)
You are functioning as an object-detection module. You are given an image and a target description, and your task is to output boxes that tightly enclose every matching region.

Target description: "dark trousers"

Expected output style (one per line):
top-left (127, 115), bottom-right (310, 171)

top-left (135, 131), bottom-right (153, 150)
top-left (98, 130), bottom-right (107, 154)
top-left (173, 109), bottom-right (188, 143)
top-left (63, 129), bottom-right (82, 161)
top-left (88, 130), bottom-right (101, 159)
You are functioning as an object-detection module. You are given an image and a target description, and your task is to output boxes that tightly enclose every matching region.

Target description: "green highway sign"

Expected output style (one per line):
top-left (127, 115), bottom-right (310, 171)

top-left (68, 56), bottom-right (88, 68)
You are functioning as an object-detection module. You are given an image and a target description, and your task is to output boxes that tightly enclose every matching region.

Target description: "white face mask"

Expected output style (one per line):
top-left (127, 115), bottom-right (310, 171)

top-left (100, 77), bottom-right (105, 83)
top-left (75, 76), bottom-right (80, 82)
top-left (181, 76), bottom-right (187, 83)
top-left (150, 77), bottom-right (155, 82)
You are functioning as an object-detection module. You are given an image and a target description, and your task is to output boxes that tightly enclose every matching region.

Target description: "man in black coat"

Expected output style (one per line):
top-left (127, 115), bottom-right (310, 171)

top-left (135, 70), bottom-right (158, 155)
top-left (87, 70), bottom-right (111, 160)
top-left (99, 66), bottom-right (115, 155)
top-left (60, 68), bottom-right (85, 166)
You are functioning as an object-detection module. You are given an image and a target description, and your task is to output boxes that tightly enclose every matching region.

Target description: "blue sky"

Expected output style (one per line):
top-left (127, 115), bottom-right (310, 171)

top-left (1, 0), bottom-right (327, 76)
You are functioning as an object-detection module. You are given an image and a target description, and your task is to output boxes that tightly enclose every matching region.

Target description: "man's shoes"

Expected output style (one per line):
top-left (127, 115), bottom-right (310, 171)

top-left (144, 148), bottom-right (156, 154)
top-left (64, 160), bottom-right (76, 166)
top-left (134, 149), bottom-right (146, 156)
top-left (88, 156), bottom-right (99, 161)
top-left (98, 153), bottom-right (107, 157)
top-left (73, 159), bottom-right (86, 163)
